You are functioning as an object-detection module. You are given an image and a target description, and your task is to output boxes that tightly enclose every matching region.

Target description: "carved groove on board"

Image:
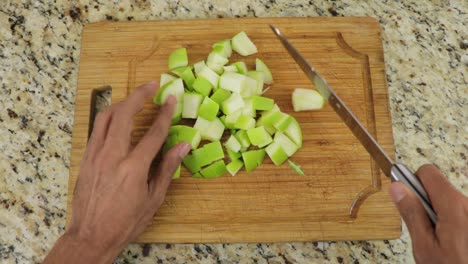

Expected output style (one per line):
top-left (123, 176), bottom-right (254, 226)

top-left (335, 32), bottom-right (382, 218)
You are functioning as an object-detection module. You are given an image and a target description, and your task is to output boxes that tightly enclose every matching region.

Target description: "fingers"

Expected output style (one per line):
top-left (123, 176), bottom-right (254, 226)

top-left (148, 142), bottom-right (191, 206)
top-left (389, 182), bottom-right (437, 249)
top-left (129, 96), bottom-right (176, 168)
top-left (85, 110), bottom-right (112, 159)
top-left (415, 164), bottom-right (459, 216)
top-left (105, 81), bottom-right (158, 154)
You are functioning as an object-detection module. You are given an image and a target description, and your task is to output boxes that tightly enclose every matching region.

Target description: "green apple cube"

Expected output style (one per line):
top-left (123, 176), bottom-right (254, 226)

top-left (246, 71), bottom-right (264, 95)
top-left (226, 159), bottom-right (243, 176)
top-left (183, 154), bottom-right (202, 173)
top-left (192, 172), bottom-right (203, 178)
top-left (234, 115), bottom-right (255, 130)
top-left (210, 88), bottom-right (231, 104)
top-left (171, 106), bottom-right (182, 125)
top-left (207, 52), bottom-right (229, 74)
top-left (219, 72), bottom-right (246, 94)
top-left (163, 134), bottom-right (179, 154)
top-left (172, 165), bottom-right (182, 179)
top-left (242, 149), bottom-right (265, 172)
top-left (200, 160), bottom-right (227, 179)
top-left (292, 88), bottom-right (325, 111)
top-left (255, 58), bottom-right (273, 84)
top-left (153, 78), bottom-right (184, 122)
top-left (223, 65), bottom-right (238, 73)
top-left (235, 130), bottom-right (251, 148)
top-left (262, 111), bottom-right (283, 127)
top-left (168, 48), bottom-right (188, 70)
top-left (246, 126), bottom-right (273, 148)
top-left (182, 92), bottom-right (203, 119)
top-left (222, 93), bottom-right (245, 115)
top-left (212, 39), bottom-right (232, 58)
top-left (194, 116), bottom-right (225, 141)
top-left (284, 117), bottom-right (303, 147)
top-left (273, 113), bottom-right (293, 132)
top-left (198, 66), bottom-right (220, 88)
top-left (231, 61), bottom-right (248, 74)
top-left (225, 109), bottom-right (242, 127)
top-left (192, 141), bottom-right (224, 162)
top-left (288, 159), bottom-right (305, 176)
top-left (193, 76), bottom-right (213, 97)
top-left (171, 66), bottom-right (195, 90)
top-left (225, 135), bottom-right (241, 153)
top-left (232, 31), bottom-right (258, 56)
top-left (227, 148), bottom-right (241, 160)
top-left (194, 60), bottom-right (206, 76)
top-left (198, 97), bottom-right (219, 121)
top-left (274, 131), bottom-right (299, 157)
top-left (265, 142), bottom-right (288, 166)
top-left (252, 96), bottom-right (274, 111)
top-left (241, 76), bottom-right (257, 98)
top-left (160, 73), bottom-right (177, 86)
top-left (241, 98), bottom-right (255, 117)
top-left (169, 125), bottom-right (201, 150)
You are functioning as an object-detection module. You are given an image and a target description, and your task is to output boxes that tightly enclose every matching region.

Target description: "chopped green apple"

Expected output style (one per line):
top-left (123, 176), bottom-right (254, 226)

top-left (252, 95), bottom-right (274, 111)
top-left (197, 66), bottom-right (220, 88)
top-left (207, 51), bottom-right (229, 74)
top-left (288, 159), bottom-right (305, 176)
top-left (241, 98), bottom-right (255, 117)
top-left (183, 154), bottom-right (202, 173)
top-left (232, 31), bottom-right (258, 56)
top-left (168, 48), bottom-right (188, 70)
top-left (221, 93), bottom-right (245, 115)
top-left (194, 60), bottom-right (206, 76)
top-left (223, 65), bottom-right (238, 73)
top-left (198, 97), bottom-right (219, 121)
top-left (226, 159), bottom-right (243, 176)
top-left (265, 142), bottom-right (288, 166)
top-left (171, 66), bottom-right (195, 90)
top-left (153, 78), bottom-right (184, 123)
top-left (172, 165), bottom-right (181, 179)
top-left (192, 141), bottom-right (224, 162)
top-left (194, 116), bottom-right (225, 141)
top-left (242, 149), bottom-right (266, 172)
top-left (225, 134), bottom-right (241, 153)
top-left (227, 148), bottom-right (241, 160)
top-left (255, 58), bottom-right (273, 84)
top-left (292, 88), bottom-right (325, 111)
top-left (210, 88), bottom-right (231, 104)
top-left (274, 131), bottom-right (299, 157)
top-left (160, 73), bottom-right (177, 86)
top-left (182, 92), bottom-right (203, 119)
top-left (200, 160), bottom-right (227, 179)
top-left (192, 172), bottom-right (203, 178)
top-left (225, 109), bottom-right (242, 127)
top-left (284, 116), bottom-right (303, 147)
top-left (219, 72), bottom-right (246, 94)
top-left (212, 39), bottom-right (232, 58)
top-left (193, 76), bottom-right (213, 97)
top-left (234, 115), bottom-right (255, 130)
top-left (241, 76), bottom-right (257, 98)
top-left (246, 71), bottom-right (264, 95)
top-left (231, 61), bottom-right (248, 74)
top-left (247, 126), bottom-right (273, 148)
top-left (235, 130), bottom-right (251, 149)
top-left (168, 125), bottom-right (201, 150)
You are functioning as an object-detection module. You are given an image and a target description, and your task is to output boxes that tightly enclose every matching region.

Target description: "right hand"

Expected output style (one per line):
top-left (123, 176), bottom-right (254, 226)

top-left (388, 164), bottom-right (468, 264)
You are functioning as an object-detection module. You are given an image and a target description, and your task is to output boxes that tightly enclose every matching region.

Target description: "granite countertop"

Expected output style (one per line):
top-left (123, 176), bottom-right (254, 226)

top-left (0, 1), bottom-right (466, 263)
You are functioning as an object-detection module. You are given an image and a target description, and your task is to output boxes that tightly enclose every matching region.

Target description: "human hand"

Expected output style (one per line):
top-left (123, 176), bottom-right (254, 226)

top-left (44, 81), bottom-right (191, 263)
top-left (389, 164), bottom-right (468, 264)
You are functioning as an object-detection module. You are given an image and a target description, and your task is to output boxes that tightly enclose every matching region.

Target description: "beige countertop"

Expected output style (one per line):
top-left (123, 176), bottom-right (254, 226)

top-left (0, 1), bottom-right (466, 263)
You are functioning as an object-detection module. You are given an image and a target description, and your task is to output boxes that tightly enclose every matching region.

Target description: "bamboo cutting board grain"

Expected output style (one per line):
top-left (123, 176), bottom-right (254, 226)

top-left (67, 17), bottom-right (401, 243)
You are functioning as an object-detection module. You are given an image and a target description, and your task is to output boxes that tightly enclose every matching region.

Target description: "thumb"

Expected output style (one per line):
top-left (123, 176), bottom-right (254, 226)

top-left (149, 142), bottom-right (191, 205)
top-left (389, 182), bottom-right (436, 248)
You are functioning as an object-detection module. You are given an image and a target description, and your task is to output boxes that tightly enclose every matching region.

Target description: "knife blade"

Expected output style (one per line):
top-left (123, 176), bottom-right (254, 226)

top-left (270, 25), bottom-right (437, 224)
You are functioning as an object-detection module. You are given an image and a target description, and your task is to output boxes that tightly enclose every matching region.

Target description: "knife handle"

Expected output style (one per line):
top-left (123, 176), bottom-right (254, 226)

top-left (390, 164), bottom-right (438, 225)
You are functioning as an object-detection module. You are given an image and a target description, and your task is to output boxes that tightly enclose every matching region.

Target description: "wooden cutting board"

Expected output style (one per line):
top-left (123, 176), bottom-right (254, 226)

top-left (67, 17), bottom-right (401, 243)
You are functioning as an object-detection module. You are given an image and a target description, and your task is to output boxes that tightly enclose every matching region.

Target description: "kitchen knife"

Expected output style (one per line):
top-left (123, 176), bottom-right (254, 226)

top-left (270, 25), bottom-right (437, 225)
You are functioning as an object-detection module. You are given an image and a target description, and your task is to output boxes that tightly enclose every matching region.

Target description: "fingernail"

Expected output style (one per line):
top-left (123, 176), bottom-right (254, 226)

top-left (389, 183), bottom-right (407, 203)
top-left (178, 143), bottom-right (191, 158)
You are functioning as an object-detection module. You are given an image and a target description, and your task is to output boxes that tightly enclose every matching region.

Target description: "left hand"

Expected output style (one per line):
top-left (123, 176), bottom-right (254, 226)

top-left (44, 81), bottom-right (191, 263)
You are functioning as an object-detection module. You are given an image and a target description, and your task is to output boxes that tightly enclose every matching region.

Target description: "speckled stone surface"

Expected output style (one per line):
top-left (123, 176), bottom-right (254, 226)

top-left (0, 1), bottom-right (466, 263)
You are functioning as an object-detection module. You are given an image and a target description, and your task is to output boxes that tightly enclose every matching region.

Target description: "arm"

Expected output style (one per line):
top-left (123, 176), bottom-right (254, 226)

top-left (389, 164), bottom-right (468, 264)
top-left (44, 81), bottom-right (190, 263)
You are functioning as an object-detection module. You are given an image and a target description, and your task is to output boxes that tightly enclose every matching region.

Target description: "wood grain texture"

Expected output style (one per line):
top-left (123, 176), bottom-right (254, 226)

top-left (67, 17), bottom-right (401, 243)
